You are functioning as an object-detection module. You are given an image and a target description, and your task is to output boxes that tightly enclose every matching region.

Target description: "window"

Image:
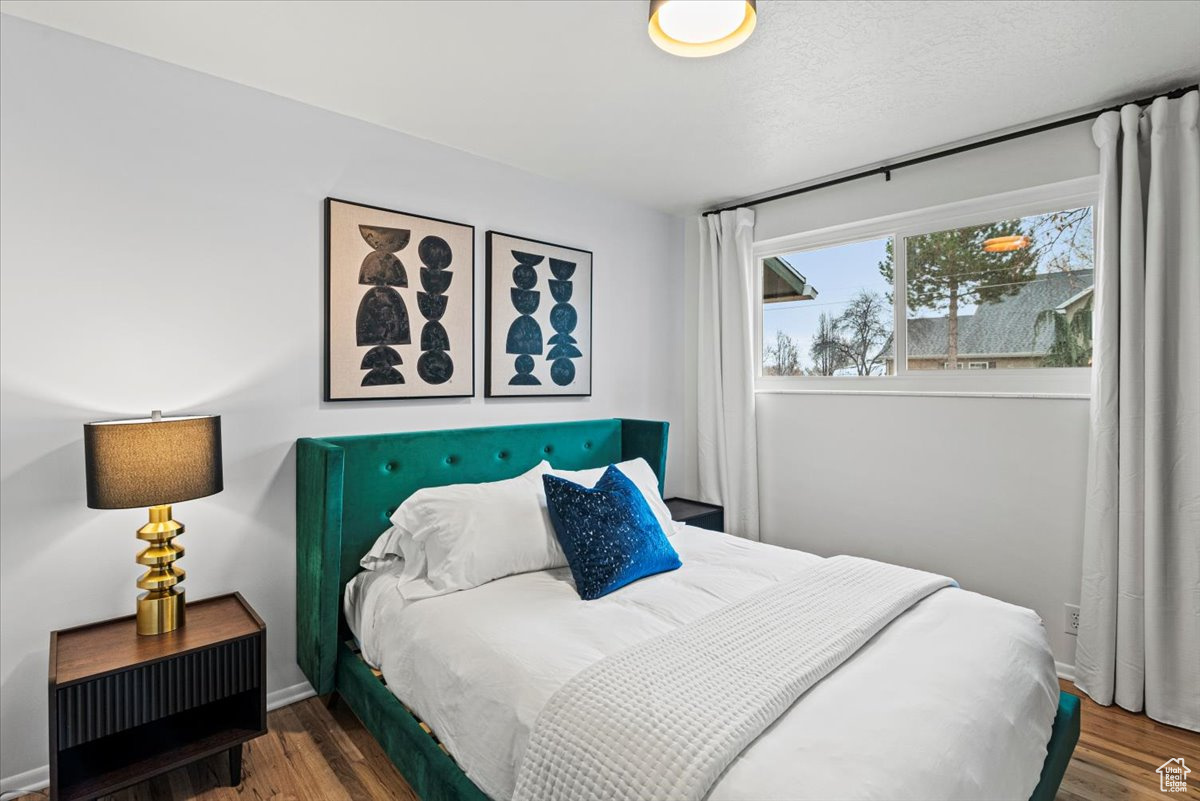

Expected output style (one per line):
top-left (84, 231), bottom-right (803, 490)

top-left (761, 237), bottom-right (893, 377)
top-left (755, 178), bottom-right (1097, 394)
top-left (901, 208), bottom-right (1093, 372)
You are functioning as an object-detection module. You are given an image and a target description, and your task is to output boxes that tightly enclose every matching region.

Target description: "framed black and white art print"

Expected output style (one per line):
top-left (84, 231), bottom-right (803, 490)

top-left (325, 198), bottom-right (475, 400)
top-left (485, 231), bottom-right (592, 397)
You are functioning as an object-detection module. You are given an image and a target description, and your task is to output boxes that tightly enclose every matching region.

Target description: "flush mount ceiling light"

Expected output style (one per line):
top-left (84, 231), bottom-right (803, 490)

top-left (982, 235), bottom-right (1032, 253)
top-left (648, 0), bottom-right (757, 57)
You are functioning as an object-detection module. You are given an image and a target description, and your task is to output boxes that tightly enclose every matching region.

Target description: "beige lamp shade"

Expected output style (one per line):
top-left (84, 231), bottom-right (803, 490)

top-left (84, 413), bottom-right (223, 509)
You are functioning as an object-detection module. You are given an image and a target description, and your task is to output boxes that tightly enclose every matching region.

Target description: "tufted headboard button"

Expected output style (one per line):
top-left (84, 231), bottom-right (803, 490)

top-left (383, 461), bottom-right (398, 473)
top-left (497, 451), bottom-right (509, 460)
top-left (543, 445), bottom-right (553, 454)
top-left (445, 455), bottom-right (458, 465)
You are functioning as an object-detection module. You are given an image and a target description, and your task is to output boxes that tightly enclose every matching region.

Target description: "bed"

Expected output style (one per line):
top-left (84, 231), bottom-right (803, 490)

top-left (296, 418), bottom-right (1080, 801)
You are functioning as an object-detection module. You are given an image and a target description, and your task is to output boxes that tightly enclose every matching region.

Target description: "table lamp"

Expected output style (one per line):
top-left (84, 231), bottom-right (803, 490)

top-left (84, 411), bottom-right (223, 635)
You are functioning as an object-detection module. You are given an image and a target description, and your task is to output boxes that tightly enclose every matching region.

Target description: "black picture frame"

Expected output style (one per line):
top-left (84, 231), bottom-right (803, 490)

top-left (325, 197), bottom-right (476, 401)
top-left (485, 230), bottom-right (593, 398)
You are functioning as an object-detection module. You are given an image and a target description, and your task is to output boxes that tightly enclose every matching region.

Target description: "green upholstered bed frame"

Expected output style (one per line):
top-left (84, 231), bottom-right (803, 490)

top-left (295, 418), bottom-right (1078, 801)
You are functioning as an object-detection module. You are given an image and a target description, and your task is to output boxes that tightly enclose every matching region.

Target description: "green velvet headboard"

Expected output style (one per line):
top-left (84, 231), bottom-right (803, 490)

top-left (295, 418), bottom-right (669, 694)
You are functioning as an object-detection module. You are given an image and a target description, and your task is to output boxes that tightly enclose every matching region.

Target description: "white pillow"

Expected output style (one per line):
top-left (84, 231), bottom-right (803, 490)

top-left (359, 460), bottom-right (550, 564)
top-left (388, 462), bottom-right (561, 599)
top-left (360, 525), bottom-right (408, 570)
top-left (357, 458), bottom-right (673, 600)
top-left (358, 521), bottom-right (429, 601)
top-left (531, 458), bottom-right (675, 538)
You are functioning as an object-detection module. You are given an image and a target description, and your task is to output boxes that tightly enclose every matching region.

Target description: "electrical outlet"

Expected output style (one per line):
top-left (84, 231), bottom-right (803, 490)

top-left (1065, 603), bottom-right (1080, 635)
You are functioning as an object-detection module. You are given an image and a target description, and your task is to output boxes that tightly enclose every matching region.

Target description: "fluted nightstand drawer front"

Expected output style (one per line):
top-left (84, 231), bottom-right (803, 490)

top-left (56, 635), bottom-right (260, 748)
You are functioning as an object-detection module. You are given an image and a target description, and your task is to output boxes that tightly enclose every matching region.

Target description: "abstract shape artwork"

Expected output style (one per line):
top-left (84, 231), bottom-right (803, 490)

top-left (416, 235), bottom-right (455, 384)
top-left (356, 286), bottom-right (410, 349)
top-left (486, 232), bottom-right (592, 397)
top-left (507, 251), bottom-right (544, 385)
top-left (326, 198), bottom-right (475, 400)
top-left (355, 225), bottom-right (411, 386)
top-left (360, 344), bottom-right (404, 385)
top-left (546, 258), bottom-right (580, 385)
top-left (356, 228), bottom-right (411, 384)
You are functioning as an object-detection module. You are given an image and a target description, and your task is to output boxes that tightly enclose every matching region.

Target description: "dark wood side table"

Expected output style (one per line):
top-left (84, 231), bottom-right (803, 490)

top-left (48, 592), bottom-right (266, 801)
top-left (665, 497), bottom-right (725, 532)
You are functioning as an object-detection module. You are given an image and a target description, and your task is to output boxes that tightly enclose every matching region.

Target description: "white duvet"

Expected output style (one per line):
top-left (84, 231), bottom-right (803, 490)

top-left (349, 527), bottom-right (1059, 801)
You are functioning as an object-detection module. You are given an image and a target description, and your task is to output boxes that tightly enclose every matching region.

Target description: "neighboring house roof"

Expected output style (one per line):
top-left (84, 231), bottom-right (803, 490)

top-left (763, 256), bottom-right (819, 303)
top-left (1056, 285), bottom-right (1094, 312)
top-left (904, 270), bottom-right (1093, 358)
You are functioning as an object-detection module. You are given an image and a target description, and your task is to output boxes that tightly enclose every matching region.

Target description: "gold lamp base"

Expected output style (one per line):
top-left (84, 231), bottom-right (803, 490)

top-left (136, 504), bottom-right (186, 635)
top-left (137, 586), bottom-right (185, 635)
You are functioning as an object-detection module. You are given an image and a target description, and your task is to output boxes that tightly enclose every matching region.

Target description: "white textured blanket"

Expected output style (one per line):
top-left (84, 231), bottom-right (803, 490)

top-left (512, 555), bottom-right (955, 801)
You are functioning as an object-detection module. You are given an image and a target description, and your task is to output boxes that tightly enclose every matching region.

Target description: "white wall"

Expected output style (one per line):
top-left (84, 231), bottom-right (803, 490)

top-left (751, 123), bottom-right (1100, 242)
top-left (0, 16), bottom-right (685, 784)
top-left (757, 393), bottom-right (1089, 665)
top-left (682, 123), bottom-right (1098, 664)
top-left (730, 122), bottom-right (1099, 670)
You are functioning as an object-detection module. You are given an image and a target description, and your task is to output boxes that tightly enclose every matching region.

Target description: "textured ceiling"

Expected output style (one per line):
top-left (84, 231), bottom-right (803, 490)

top-left (2, 0), bottom-right (1198, 213)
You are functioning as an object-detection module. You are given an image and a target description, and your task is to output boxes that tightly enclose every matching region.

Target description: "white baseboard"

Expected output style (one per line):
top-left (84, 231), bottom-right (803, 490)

top-left (0, 766), bottom-right (48, 801)
top-left (0, 681), bottom-right (316, 801)
top-left (267, 680), bottom-right (317, 710)
top-left (1056, 661), bottom-right (1076, 683)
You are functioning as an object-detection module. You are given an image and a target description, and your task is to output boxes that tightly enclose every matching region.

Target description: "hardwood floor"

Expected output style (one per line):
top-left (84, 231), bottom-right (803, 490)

top-left (18, 679), bottom-right (1198, 800)
top-left (1056, 679), bottom-right (1199, 800)
top-left (19, 699), bottom-right (418, 801)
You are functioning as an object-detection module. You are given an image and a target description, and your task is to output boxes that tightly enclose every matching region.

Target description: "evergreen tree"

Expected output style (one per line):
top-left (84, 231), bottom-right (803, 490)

top-left (880, 220), bottom-right (1039, 368)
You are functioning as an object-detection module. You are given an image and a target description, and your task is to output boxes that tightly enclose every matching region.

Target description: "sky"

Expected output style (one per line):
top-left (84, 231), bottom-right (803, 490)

top-left (762, 208), bottom-right (1093, 374)
top-left (762, 237), bottom-right (891, 374)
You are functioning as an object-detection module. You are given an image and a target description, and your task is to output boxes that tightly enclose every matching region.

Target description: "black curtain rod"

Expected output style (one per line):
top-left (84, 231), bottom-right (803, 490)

top-left (704, 83), bottom-right (1199, 216)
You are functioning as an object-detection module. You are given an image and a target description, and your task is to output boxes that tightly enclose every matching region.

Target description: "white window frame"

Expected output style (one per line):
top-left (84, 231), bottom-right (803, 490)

top-left (753, 176), bottom-right (1098, 398)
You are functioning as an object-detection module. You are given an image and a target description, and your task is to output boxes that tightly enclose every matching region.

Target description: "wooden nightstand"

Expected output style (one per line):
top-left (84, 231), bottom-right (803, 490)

top-left (48, 593), bottom-right (266, 801)
top-left (664, 497), bottom-right (725, 532)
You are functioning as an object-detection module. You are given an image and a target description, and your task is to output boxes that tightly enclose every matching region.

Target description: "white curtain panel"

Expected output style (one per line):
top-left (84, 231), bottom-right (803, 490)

top-left (697, 209), bottom-right (760, 540)
top-left (1076, 90), bottom-right (1200, 732)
